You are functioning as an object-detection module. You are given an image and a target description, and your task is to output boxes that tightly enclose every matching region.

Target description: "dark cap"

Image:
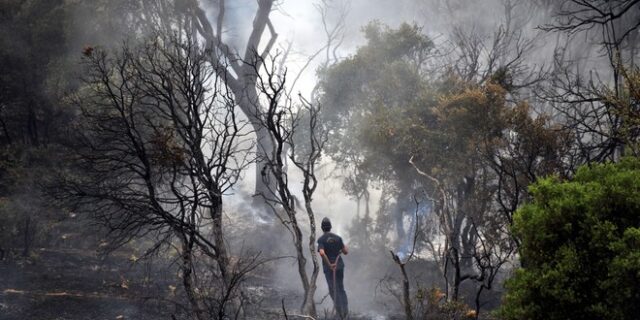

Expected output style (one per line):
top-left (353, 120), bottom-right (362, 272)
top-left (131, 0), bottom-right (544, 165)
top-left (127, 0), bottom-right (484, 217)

top-left (321, 217), bottom-right (332, 232)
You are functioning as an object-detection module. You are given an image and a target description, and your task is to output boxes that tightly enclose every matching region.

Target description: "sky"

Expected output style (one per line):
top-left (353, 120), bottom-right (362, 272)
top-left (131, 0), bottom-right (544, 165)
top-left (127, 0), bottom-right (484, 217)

top-left (213, 0), bottom-right (444, 96)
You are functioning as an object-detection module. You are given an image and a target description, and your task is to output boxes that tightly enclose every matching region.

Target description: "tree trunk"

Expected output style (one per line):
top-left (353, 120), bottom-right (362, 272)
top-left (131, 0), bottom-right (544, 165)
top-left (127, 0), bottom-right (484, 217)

top-left (401, 263), bottom-right (413, 320)
top-left (291, 218), bottom-right (315, 316)
top-left (303, 201), bottom-right (320, 317)
top-left (181, 239), bottom-right (207, 320)
top-left (210, 192), bottom-right (246, 319)
top-left (236, 89), bottom-right (275, 217)
top-left (451, 247), bottom-right (461, 301)
top-left (391, 251), bottom-right (413, 320)
top-left (209, 193), bottom-right (230, 283)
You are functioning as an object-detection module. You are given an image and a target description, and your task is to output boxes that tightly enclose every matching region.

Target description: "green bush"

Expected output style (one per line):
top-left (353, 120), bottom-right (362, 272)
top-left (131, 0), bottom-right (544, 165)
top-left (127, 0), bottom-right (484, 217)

top-left (498, 158), bottom-right (640, 320)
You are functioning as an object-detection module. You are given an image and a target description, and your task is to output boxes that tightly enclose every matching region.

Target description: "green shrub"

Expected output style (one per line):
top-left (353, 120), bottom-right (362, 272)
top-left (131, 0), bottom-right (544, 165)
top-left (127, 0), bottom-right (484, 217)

top-left (498, 158), bottom-right (640, 320)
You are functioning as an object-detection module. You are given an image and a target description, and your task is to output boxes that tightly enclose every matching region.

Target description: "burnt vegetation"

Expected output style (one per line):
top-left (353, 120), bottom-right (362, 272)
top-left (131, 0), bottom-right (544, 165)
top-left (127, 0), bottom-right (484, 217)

top-left (1, 0), bottom-right (640, 320)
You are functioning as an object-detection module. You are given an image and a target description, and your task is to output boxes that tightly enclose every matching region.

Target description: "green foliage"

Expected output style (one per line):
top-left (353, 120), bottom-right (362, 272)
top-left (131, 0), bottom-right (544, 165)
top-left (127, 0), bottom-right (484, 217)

top-left (499, 158), bottom-right (640, 319)
top-left (317, 22), bottom-right (438, 245)
top-left (321, 20), bottom-right (565, 192)
top-left (318, 21), bottom-right (434, 181)
top-left (319, 21), bottom-right (432, 123)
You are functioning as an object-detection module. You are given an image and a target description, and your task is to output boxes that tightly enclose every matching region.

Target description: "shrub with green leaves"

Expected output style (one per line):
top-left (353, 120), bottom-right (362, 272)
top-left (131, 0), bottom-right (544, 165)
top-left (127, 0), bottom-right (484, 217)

top-left (499, 157), bottom-right (640, 320)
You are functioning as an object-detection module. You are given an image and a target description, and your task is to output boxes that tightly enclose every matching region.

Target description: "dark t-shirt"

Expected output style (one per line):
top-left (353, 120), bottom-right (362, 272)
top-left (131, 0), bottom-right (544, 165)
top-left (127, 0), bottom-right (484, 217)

top-left (317, 232), bottom-right (345, 272)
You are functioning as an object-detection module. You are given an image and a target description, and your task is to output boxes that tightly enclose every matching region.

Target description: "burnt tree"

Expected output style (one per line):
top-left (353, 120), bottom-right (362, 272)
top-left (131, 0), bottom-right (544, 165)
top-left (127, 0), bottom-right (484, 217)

top-left (60, 32), bottom-right (255, 319)
top-left (250, 55), bottom-right (327, 317)
top-left (186, 0), bottom-right (279, 202)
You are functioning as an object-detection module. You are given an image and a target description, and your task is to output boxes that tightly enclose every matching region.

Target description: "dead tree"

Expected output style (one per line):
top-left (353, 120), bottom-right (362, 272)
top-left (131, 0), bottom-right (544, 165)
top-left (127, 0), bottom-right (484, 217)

top-left (540, 0), bottom-right (640, 54)
top-left (409, 111), bottom-right (541, 317)
top-left (389, 195), bottom-right (422, 320)
top-left (409, 156), bottom-right (505, 311)
top-left (179, 0), bottom-right (279, 201)
top-left (117, 0), bottom-right (280, 203)
top-left (60, 31), bottom-right (255, 319)
top-left (467, 221), bottom-right (515, 318)
top-left (442, 0), bottom-right (545, 93)
top-left (538, 0), bottom-right (640, 162)
top-left (390, 251), bottom-right (414, 320)
top-left (249, 55), bottom-right (327, 317)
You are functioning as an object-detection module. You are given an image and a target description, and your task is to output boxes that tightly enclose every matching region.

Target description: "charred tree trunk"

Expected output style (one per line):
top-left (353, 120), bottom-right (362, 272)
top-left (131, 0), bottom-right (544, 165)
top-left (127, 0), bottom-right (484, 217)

top-left (253, 59), bottom-right (326, 317)
top-left (292, 220), bottom-right (315, 316)
top-left (181, 236), bottom-right (207, 320)
top-left (70, 34), bottom-right (255, 320)
top-left (209, 194), bottom-right (230, 283)
top-left (451, 247), bottom-right (461, 301)
top-left (391, 251), bottom-right (413, 320)
top-left (302, 195), bottom-right (320, 316)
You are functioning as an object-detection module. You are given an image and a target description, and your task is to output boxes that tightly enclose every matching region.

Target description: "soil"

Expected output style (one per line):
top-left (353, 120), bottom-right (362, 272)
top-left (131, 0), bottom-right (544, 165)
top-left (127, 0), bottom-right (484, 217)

top-left (0, 248), bottom-right (382, 320)
top-left (0, 248), bottom-right (175, 320)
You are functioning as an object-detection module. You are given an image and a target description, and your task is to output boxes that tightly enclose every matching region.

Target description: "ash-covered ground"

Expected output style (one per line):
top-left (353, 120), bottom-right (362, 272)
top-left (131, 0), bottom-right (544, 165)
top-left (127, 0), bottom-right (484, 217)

top-left (0, 248), bottom-right (178, 320)
top-left (0, 246), bottom-right (403, 320)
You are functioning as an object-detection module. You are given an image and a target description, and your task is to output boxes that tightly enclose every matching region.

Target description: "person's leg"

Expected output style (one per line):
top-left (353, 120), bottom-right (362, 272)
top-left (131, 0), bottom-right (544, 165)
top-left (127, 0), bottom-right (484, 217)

top-left (336, 269), bottom-right (348, 318)
top-left (324, 271), bottom-right (336, 302)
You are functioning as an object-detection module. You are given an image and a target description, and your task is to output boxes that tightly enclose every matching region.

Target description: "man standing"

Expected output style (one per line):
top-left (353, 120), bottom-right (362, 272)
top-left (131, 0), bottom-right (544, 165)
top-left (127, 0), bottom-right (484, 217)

top-left (317, 217), bottom-right (349, 319)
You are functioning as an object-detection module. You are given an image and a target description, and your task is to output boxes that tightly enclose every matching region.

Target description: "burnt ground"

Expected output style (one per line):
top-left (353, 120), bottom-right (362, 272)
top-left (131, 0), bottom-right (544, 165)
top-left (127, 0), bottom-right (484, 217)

top-left (0, 248), bottom-right (384, 320)
top-left (0, 248), bottom-right (176, 320)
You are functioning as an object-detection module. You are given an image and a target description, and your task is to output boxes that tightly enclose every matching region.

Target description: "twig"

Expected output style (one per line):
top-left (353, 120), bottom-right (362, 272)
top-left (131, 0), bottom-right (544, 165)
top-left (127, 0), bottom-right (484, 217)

top-left (282, 298), bottom-right (289, 320)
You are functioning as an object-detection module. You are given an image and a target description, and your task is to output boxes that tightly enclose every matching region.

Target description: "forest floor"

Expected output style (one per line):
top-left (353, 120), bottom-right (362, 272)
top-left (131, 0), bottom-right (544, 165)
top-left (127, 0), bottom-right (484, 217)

top-left (0, 247), bottom-right (174, 320)
top-left (0, 247), bottom-right (386, 320)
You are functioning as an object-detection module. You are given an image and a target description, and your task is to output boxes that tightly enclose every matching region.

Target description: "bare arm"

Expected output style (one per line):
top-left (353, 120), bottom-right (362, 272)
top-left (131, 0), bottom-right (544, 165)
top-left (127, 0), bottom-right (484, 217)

top-left (341, 244), bottom-right (349, 255)
top-left (319, 249), bottom-right (333, 267)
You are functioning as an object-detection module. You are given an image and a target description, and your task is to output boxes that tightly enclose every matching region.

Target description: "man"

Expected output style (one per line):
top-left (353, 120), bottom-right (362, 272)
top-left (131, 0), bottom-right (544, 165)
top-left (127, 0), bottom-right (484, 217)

top-left (317, 217), bottom-right (349, 319)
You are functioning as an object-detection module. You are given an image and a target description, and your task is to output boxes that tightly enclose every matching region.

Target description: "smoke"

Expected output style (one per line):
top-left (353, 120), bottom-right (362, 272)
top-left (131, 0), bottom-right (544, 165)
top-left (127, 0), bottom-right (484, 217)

top-left (396, 196), bottom-right (432, 264)
top-left (46, 0), bottom-right (628, 317)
